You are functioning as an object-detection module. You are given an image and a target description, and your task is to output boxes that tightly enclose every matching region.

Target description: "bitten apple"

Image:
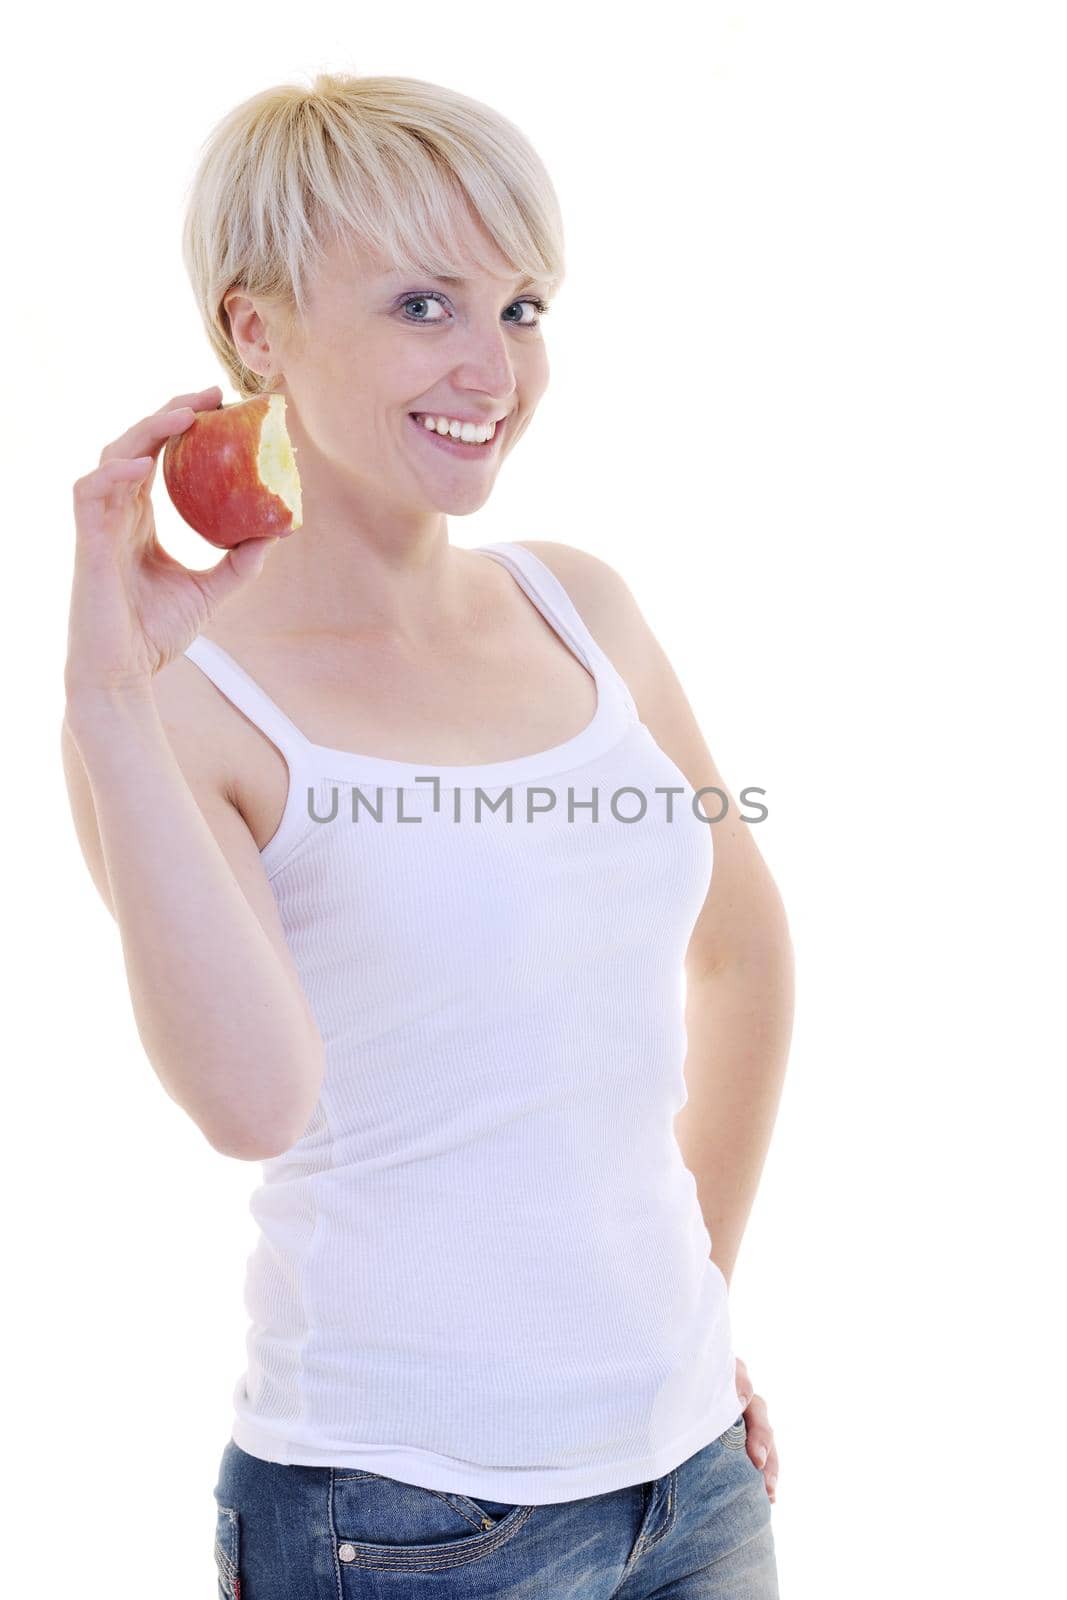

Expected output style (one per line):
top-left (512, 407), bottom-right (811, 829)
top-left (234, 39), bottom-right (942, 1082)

top-left (162, 393), bottom-right (303, 548)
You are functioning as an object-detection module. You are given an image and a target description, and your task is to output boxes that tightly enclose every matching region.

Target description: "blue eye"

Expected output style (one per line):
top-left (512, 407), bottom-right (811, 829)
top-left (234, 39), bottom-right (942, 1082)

top-left (398, 290), bottom-right (550, 327)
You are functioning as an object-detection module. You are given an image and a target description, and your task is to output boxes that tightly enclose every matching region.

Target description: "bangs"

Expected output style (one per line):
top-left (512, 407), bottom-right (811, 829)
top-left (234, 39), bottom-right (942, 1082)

top-left (304, 139), bottom-right (562, 314)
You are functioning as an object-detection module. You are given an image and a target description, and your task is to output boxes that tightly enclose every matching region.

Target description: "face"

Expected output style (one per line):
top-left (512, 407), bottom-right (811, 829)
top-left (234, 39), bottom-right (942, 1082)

top-left (225, 213), bottom-right (551, 521)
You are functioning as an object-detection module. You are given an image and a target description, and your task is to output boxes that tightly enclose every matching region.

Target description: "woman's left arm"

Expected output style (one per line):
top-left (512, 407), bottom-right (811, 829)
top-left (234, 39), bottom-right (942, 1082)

top-left (680, 948), bottom-right (792, 1505)
top-left (518, 541), bottom-right (794, 1500)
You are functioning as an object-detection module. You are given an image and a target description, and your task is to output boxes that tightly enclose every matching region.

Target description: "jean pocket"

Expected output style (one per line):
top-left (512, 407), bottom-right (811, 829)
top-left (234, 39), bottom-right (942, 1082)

top-left (720, 1414), bottom-right (748, 1450)
top-left (213, 1504), bottom-right (241, 1598)
top-left (331, 1470), bottom-right (535, 1573)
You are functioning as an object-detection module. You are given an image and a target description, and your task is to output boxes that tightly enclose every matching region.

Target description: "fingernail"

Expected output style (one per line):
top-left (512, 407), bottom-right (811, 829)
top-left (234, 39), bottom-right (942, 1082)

top-left (755, 1444), bottom-right (768, 1467)
top-left (767, 1474), bottom-right (777, 1490)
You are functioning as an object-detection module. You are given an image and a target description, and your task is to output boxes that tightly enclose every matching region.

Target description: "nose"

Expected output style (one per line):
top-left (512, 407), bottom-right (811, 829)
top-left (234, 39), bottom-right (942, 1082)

top-left (449, 324), bottom-right (519, 410)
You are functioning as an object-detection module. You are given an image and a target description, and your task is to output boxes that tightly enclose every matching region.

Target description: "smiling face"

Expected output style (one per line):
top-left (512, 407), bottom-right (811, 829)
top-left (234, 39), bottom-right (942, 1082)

top-left (226, 209), bottom-right (552, 520)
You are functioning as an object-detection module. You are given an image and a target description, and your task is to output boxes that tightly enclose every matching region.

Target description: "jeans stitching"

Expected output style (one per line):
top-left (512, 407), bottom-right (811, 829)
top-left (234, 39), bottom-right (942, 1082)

top-left (213, 1506), bottom-right (240, 1596)
top-left (638, 1469), bottom-right (678, 1555)
top-left (327, 1464), bottom-right (537, 1573)
top-left (330, 1506), bottom-right (537, 1571)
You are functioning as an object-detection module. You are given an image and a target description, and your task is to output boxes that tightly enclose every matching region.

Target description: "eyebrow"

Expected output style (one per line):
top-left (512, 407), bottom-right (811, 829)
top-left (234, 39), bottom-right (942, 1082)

top-left (386, 271), bottom-right (544, 291)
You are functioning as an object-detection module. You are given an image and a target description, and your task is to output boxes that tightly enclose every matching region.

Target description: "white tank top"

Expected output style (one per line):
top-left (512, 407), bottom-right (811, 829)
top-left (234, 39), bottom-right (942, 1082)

top-left (183, 541), bottom-right (739, 1504)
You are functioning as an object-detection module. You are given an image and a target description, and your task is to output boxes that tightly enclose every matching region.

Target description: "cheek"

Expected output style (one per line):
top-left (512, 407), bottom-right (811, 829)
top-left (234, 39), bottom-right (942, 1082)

top-left (524, 345), bottom-right (551, 390)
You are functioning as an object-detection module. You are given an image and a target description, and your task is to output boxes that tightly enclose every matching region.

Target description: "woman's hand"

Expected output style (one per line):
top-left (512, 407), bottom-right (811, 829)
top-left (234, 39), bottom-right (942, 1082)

top-left (734, 1355), bottom-right (779, 1503)
top-left (65, 384), bottom-right (280, 703)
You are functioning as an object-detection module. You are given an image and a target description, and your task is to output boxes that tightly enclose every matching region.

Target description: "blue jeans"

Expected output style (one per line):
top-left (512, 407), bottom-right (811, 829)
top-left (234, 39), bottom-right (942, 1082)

top-left (213, 1414), bottom-right (778, 1597)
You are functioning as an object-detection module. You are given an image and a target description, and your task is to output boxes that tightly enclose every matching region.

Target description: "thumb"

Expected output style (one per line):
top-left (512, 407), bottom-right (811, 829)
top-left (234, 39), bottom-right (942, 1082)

top-left (199, 535), bottom-right (279, 608)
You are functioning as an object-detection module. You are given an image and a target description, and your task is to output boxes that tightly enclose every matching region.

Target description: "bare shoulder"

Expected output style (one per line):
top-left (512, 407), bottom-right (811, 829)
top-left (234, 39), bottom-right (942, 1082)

top-left (509, 539), bottom-right (655, 700)
top-left (508, 539), bottom-right (633, 611)
top-left (508, 539), bottom-right (644, 658)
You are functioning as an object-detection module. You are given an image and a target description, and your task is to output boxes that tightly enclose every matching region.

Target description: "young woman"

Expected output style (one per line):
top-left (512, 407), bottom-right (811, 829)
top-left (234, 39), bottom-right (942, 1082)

top-left (62, 73), bottom-right (792, 1599)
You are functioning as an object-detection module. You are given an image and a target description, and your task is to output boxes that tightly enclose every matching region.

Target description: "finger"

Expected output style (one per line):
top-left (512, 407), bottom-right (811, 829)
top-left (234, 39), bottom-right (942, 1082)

top-left (740, 1391), bottom-right (769, 1447)
top-left (74, 455), bottom-right (156, 513)
top-left (193, 536), bottom-right (279, 611)
top-left (98, 405), bottom-right (198, 468)
top-left (154, 385), bottom-right (223, 417)
top-left (763, 1442), bottom-right (779, 1501)
top-left (98, 386), bottom-right (223, 466)
top-left (747, 1423), bottom-right (773, 1471)
top-left (741, 1397), bottom-right (777, 1497)
top-left (742, 1391), bottom-right (770, 1429)
top-left (72, 457), bottom-right (156, 550)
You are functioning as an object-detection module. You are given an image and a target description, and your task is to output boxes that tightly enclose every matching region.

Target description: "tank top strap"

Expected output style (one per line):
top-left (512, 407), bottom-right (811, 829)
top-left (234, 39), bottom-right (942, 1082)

top-left (182, 635), bottom-right (315, 765)
top-left (473, 541), bottom-right (640, 721)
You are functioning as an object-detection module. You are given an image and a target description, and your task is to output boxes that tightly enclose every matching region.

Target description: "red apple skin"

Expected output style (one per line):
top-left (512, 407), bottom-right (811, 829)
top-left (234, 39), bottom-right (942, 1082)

top-left (162, 395), bottom-right (301, 549)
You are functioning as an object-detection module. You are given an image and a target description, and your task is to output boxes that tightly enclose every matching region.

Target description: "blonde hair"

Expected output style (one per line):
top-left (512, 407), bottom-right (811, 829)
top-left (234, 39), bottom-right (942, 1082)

top-left (179, 72), bottom-right (567, 398)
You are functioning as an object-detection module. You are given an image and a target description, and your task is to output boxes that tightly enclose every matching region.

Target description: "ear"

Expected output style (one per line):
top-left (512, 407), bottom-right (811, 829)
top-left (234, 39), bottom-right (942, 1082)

top-left (223, 289), bottom-right (272, 381)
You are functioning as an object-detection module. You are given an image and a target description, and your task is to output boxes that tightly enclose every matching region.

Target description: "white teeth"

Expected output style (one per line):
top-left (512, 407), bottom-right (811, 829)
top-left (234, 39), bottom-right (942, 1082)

top-left (413, 414), bottom-right (497, 444)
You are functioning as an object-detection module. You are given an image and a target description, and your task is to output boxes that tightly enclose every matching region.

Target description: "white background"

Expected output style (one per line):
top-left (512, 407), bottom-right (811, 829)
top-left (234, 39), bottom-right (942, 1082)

top-left (4, 3), bottom-right (1063, 1594)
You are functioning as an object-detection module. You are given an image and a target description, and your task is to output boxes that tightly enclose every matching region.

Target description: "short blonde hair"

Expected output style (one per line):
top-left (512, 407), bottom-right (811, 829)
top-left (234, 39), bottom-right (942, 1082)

top-left (179, 72), bottom-right (567, 398)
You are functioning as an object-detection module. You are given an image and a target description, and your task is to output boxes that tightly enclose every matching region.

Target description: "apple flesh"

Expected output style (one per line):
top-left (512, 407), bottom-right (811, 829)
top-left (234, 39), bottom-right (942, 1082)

top-left (162, 393), bottom-right (303, 548)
